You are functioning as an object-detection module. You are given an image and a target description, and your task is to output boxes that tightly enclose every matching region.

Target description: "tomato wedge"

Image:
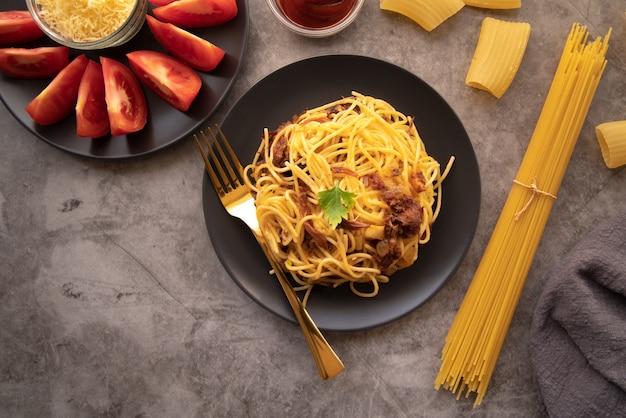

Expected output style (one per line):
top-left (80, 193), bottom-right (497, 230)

top-left (0, 46), bottom-right (69, 79)
top-left (152, 0), bottom-right (238, 28)
top-left (146, 15), bottom-right (225, 72)
top-left (127, 50), bottom-right (201, 112)
top-left (25, 54), bottom-right (88, 126)
top-left (149, 0), bottom-right (177, 5)
top-left (100, 57), bottom-right (147, 136)
top-left (76, 60), bottom-right (110, 138)
top-left (0, 10), bottom-right (45, 46)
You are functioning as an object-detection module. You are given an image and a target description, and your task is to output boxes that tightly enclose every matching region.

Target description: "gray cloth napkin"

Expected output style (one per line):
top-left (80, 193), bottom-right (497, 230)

top-left (530, 210), bottom-right (626, 418)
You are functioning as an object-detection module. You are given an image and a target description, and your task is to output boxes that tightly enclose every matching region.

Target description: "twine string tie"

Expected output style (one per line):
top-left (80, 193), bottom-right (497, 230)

top-left (513, 177), bottom-right (557, 221)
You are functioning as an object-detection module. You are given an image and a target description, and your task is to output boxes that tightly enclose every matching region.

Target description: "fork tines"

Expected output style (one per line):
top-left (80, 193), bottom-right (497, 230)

top-left (194, 126), bottom-right (245, 196)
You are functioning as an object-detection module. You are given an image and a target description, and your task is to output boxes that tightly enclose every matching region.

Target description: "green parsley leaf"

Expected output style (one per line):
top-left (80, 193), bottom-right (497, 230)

top-left (318, 182), bottom-right (357, 229)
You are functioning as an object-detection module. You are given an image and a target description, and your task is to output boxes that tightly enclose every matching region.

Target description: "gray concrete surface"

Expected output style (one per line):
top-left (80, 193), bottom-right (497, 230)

top-left (1, 0), bottom-right (625, 416)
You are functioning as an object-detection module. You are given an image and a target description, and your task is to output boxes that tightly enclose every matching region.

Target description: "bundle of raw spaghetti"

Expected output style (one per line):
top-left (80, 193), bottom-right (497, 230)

top-left (435, 23), bottom-right (610, 406)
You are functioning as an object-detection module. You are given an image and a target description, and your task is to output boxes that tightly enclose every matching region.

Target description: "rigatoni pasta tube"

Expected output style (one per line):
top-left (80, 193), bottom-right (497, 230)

top-left (595, 120), bottom-right (626, 168)
top-left (466, 18), bottom-right (531, 98)
top-left (463, 0), bottom-right (521, 9)
top-left (436, 23), bottom-right (610, 406)
top-left (380, 0), bottom-right (464, 32)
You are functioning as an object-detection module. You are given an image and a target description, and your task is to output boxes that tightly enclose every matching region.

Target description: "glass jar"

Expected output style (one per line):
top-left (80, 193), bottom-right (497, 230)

top-left (266, 0), bottom-right (366, 38)
top-left (26, 0), bottom-right (148, 50)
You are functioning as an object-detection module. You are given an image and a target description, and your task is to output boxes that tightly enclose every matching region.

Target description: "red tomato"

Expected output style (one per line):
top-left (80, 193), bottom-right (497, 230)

top-left (76, 60), bottom-right (110, 138)
top-left (146, 15), bottom-right (225, 72)
top-left (152, 0), bottom-right (238, 28)
top-left (149, 0), bottom-right (177, 5)
top-left (127, 50), bottom-right (201, 112)
top-left (25, 54), bottom-right (88, 126)
top-left (100, 57), bottom-right (147, 136)
top-left (0, 46), bottom-right (69, 79)
top-left (0, 10), bottom-right (45, 46)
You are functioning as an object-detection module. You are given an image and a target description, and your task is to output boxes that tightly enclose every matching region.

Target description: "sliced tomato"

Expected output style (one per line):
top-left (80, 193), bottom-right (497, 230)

top-left (0, 10), bottom-right (45, 46)
top-left (76, 60), bottom-right (110, 138)
top-left (149, 0), bottom-right (177, 5)
top-left (146, 15), bottom-right (225, 72)
top-left (0, 46), bottom-right (69, 79)
top-left (25, 54), bottom-right (88, 126)
top-left (100, 56), bottom-right (147, 136)
top-left (127, 50), bottom-right (201, 112)
top-left (152, 0), bottom-right (238, 28)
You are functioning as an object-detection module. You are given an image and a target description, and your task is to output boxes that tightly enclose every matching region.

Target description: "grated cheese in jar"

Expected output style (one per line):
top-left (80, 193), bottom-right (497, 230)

top-left (37, 0), bottom-right (136, 42)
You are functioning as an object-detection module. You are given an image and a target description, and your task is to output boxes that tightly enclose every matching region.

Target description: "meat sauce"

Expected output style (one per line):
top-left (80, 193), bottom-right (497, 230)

top-left (278, 0), bottom-right (358, 29)
top-left (264, 108), bottom-right (426, 274)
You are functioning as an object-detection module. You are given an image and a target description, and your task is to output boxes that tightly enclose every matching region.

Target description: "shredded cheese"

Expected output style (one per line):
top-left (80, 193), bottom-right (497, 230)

top-left (37, 0), bottom-right (136, 42)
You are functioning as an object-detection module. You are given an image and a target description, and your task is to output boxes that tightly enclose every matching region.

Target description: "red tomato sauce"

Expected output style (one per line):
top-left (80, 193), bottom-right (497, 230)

top-left (278, 0), bottom-right (357, 29)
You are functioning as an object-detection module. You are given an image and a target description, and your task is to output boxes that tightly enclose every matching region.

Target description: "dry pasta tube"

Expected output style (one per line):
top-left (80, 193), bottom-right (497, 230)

top-left (463, 0), bottom-right (521, 9)
top-left (596, 120), bottom-right (626, 168)
top-left (466, 17), bottom-right (531, 98)
top-left (380, 0), bottom-right (465, 32)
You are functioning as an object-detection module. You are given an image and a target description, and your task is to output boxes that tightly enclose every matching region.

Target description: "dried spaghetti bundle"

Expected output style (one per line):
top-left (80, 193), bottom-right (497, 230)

top-left (435, 24), bottom-right (610, 406)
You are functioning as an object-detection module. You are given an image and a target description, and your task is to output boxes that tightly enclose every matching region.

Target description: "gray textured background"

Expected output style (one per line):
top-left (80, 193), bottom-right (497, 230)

top-left (1, 0), bottom-right (625, 416)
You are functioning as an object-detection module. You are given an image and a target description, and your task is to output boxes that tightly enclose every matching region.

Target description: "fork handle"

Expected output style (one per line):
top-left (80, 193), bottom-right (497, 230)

top-left (259, 240), bottom-right (345, 380)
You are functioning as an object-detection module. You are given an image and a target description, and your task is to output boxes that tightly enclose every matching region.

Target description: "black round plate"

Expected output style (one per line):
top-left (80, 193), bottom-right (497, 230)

top-left (0, 0), bottom-right (248, 159)
top-left (203, 55), bottom-right (481, 331)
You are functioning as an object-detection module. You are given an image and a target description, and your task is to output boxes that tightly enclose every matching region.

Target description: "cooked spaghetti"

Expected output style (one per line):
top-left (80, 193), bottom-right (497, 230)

top-left (244, 92), bottom-right (454, 302)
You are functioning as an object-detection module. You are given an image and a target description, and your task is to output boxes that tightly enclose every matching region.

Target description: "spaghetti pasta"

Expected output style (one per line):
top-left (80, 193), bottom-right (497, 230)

top-left (244, 92), bottom-right (453, 303)
top-left (435, 24), bottom-right (610, 406)
top-left (465, 17), bottom-right (531, 98)
top-left (379, 0), bottom-right (465, 32)
top-left (595, 120), bottom-right (626, 168)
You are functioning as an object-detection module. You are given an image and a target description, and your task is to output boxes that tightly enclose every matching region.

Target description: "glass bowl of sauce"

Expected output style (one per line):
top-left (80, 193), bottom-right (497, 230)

top-left (26, 0), bottom-right (148, 50)
top-left (266, 0), bottom-right (365, 38)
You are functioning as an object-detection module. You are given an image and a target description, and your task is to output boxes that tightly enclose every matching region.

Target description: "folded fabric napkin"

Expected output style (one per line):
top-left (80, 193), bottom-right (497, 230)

top-left (530, 210), bottom-right (626, 417)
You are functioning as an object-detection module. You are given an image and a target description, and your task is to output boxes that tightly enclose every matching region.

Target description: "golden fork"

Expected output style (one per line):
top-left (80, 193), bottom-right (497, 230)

top-left (194, 125), bottom-right (345, 380)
